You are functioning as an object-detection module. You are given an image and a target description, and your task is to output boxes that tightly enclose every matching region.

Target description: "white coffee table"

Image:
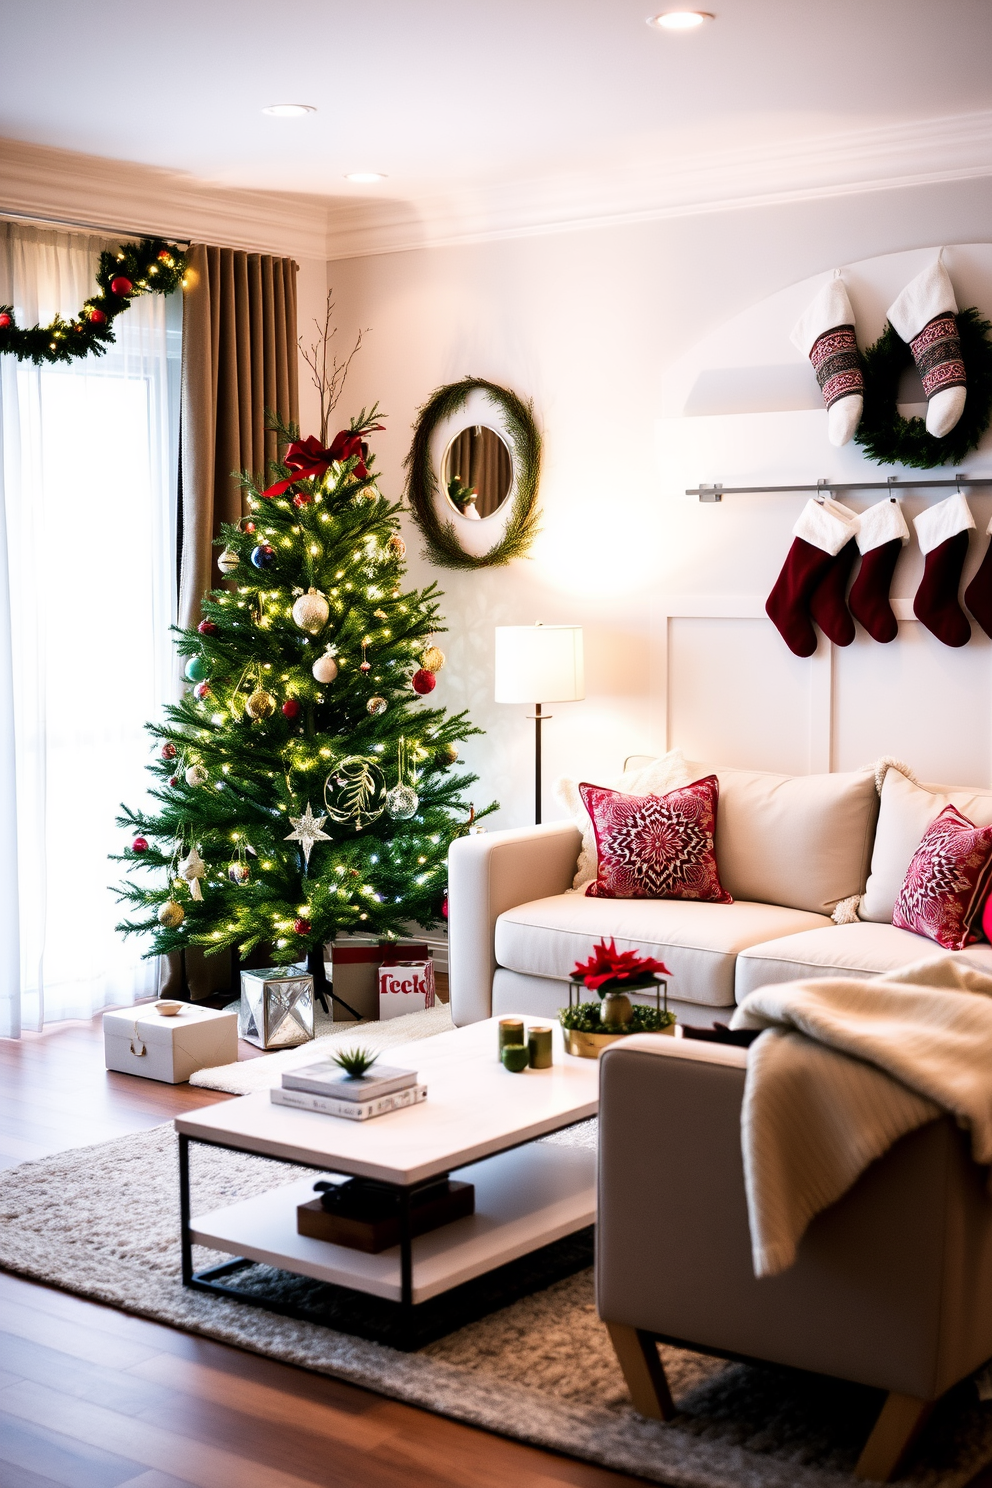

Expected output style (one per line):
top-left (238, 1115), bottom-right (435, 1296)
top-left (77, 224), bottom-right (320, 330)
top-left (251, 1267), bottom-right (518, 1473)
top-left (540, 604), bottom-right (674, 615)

top-left (174, 1017), bottom-right (599, 1332)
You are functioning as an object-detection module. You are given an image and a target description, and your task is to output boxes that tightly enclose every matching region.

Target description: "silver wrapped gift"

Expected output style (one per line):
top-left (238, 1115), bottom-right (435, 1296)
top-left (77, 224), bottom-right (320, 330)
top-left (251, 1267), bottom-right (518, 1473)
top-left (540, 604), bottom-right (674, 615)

top-left (239, 967), bottom-right (315, 1049)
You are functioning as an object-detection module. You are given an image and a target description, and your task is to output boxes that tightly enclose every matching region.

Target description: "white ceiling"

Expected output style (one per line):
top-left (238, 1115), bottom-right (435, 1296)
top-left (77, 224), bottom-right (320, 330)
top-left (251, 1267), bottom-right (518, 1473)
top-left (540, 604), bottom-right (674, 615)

top-left (3, 0), bottom-right (992, 251)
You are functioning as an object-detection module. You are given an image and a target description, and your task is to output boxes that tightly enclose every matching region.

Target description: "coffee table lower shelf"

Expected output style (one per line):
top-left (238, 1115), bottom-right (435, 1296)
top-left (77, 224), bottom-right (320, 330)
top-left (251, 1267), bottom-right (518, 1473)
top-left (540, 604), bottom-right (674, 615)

top-left (186, 1141), bottom-right (596, 1308)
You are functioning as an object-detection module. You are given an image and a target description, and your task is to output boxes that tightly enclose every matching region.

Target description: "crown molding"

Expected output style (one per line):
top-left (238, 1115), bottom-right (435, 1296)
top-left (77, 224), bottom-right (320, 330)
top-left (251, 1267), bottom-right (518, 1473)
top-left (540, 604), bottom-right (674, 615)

top-left (4, 109), bottom-right (992, 267)
top-left (324, 109), bottom-right (992, 260)
top-left (0, 138), bottom-right (331, 260)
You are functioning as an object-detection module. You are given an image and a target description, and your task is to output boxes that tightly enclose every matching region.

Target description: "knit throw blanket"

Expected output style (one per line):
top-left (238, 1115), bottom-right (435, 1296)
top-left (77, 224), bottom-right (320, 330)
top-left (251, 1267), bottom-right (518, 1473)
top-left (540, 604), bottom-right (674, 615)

top-left (730, 955), bottom-right (992, 1278)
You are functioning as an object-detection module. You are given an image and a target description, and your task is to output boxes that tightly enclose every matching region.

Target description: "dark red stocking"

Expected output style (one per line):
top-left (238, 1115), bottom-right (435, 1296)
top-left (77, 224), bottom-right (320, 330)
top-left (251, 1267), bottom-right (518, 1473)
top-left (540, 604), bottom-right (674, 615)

top-left (965, 535), bottom-right (992, 640)
top-left (809, 538), bottom-right (857, 647)
top-left (766, 538), bottom-right (834, 657)
top-left (849, 538), bottom-right (903, 643)
top-left (913, 529), bottom-right (971, 647)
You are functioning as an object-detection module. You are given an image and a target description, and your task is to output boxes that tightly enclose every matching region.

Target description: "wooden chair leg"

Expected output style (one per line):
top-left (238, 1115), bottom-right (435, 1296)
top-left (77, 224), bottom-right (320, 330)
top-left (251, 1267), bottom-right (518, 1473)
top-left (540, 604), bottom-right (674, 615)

top-left (855, 1391), bottom-right (934, 1482)
top-left (604, 1322), bottom-right (676, 1421)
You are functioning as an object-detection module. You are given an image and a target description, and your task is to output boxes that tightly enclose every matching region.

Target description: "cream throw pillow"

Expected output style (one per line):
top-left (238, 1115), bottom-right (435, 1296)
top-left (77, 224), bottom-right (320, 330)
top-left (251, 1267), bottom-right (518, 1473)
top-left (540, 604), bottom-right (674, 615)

top-left (554, 749), bottom-right (690, 892)
top-left (860, 766), bottom-right (992, 923)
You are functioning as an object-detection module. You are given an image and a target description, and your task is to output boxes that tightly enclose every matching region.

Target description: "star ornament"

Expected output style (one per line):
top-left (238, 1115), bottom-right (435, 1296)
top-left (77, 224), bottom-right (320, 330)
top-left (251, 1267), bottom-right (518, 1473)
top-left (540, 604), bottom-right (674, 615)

top-left (285, 802), bottom-right (332, 866)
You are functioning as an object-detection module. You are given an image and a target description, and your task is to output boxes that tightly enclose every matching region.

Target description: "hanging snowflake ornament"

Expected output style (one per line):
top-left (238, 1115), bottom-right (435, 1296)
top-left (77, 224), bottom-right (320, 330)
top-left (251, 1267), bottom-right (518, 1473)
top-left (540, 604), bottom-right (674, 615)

top-left (178, 846), bottom-right (207, 901)
top-left (285, 802), bottom-right (332, 866)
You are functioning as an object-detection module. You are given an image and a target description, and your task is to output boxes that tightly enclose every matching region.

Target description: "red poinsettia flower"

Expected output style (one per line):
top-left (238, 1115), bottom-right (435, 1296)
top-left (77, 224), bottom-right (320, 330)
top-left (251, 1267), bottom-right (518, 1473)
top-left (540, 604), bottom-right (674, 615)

top-left (571, 937), bottom-right (670, 993)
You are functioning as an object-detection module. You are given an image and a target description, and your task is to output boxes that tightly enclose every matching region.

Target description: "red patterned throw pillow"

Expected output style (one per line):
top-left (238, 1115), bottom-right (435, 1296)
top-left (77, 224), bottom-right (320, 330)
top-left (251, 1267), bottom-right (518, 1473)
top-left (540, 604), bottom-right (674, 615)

top-left (579, 775), bottom-right (732, 903)
top-left (892, 804), bottom-right (992, 949)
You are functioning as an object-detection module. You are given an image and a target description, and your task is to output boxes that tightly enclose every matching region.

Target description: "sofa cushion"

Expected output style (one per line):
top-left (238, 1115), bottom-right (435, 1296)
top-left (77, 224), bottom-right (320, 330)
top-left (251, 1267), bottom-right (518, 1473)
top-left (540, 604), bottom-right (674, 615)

top-left (683, 761), bottom-right (878, 917)
top-left (495, 894), bottom-right (830, 1009)
top-left (581, 775), bottom-right (731, 903)
top-left (555, 749), bottom-right (690, 891)
top-left (861, 768), bottom-right (992, 923)
top-left (735, 921), bottom-right (953, 1001)
top-left (892, 805), bottom-right (992, 949)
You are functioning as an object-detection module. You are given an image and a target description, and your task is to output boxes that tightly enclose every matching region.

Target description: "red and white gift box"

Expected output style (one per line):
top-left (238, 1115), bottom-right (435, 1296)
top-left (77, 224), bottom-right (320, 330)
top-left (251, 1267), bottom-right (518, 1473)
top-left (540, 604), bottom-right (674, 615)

top-left (378, 958), bottom-right (436, 1020)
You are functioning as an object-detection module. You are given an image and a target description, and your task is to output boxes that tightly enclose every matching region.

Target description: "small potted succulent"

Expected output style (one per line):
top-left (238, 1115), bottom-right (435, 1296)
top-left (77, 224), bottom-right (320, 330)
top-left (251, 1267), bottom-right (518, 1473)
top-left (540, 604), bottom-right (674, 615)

top-left (560, 938), bottom-right (675, 1058)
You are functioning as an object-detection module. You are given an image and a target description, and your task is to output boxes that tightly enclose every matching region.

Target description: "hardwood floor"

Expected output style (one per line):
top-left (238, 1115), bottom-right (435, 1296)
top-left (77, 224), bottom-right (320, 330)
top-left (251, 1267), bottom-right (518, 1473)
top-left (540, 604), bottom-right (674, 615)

top-left (0, 1006), bottom-right (645, 1488)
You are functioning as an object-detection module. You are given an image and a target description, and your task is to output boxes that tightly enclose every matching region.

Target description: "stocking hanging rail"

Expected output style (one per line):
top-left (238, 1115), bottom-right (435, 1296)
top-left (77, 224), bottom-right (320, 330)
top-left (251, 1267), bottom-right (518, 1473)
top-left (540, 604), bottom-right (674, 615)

top-left (690, 475), bottom-right (992, 503)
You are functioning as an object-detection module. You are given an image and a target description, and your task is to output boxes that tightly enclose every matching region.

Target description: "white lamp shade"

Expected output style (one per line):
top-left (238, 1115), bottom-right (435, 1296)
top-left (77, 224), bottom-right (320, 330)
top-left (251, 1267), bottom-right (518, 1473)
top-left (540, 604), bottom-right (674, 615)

top-left (494, 625), bottom-right (585, 704)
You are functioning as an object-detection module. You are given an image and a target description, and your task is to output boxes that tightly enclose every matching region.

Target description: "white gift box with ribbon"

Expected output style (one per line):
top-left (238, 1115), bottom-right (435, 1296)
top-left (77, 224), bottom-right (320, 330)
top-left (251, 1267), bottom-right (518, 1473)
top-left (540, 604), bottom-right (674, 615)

top-left (377, 959), bottom-right (436, 1020)
top-left (103, 1003), bottom-right (238, 1083)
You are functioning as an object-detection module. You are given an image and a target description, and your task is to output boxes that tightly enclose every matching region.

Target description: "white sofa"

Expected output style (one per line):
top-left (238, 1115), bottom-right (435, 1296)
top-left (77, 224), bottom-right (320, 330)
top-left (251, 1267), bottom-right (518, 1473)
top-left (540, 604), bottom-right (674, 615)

top-left (447, 759), bottom-right (992, 1027)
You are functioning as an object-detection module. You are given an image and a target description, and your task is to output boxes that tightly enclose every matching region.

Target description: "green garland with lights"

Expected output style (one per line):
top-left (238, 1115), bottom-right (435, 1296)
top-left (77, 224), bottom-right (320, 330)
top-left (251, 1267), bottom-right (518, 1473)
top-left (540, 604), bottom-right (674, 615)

top-left (0, 237), bottom-right (186, 366)
top-left (854, 306), bottom-right (992, 469)
top-left (405, 377), bottom-right (542, 569)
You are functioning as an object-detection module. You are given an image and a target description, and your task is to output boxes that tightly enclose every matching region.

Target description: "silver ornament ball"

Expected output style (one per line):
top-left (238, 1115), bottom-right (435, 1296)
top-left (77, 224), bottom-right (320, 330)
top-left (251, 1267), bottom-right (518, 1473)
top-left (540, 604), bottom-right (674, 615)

top-left (292, 587), bottom-right (330, 635)
top-left (386, 784), bottom-right (419, 820)
top-left (366, 695), bottom-right (388, 716)
top-left (217, 547), bottom-right (240, 575)
top-left (312, 651), bottom-right (339, 684)
top-left (185, 764), bottom-right (209, 787)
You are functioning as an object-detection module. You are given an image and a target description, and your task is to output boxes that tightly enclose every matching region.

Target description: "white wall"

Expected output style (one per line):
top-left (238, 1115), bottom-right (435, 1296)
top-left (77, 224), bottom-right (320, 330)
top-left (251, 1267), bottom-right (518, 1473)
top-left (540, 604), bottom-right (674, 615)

top-left (322, 177), bottom-right (992, 826)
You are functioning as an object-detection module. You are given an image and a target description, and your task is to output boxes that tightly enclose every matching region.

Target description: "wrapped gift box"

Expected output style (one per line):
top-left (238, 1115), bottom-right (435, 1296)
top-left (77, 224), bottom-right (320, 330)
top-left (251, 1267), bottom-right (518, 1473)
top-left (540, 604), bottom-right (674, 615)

top-left (378, 958), bottom-right (436, 1020)
top-left (329, 937), bottom-right (429, 1021)
top-left (239, 967), bottom-right (314, 1049)
top-left (103, 1003), bottom-right (238, 1084)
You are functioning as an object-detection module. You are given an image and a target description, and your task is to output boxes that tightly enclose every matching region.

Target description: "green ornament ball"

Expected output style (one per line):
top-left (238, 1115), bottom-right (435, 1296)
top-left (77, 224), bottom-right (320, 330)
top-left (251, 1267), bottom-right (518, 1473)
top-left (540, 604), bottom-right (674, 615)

top-left (501, 1043), bottom-right (529, 1073)
top-left (184, 655), bottom-right (209, 683)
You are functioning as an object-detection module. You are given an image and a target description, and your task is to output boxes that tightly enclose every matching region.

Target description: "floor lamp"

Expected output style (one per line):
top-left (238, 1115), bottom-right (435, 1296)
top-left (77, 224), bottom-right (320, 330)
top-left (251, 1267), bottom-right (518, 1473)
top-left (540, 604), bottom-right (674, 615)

top-left (494, 624), bottom-right (585, 824)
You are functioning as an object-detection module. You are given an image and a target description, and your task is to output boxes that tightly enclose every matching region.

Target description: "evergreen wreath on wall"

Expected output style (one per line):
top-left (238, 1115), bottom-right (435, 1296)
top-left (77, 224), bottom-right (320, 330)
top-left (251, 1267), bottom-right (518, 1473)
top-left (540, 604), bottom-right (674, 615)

top-left (405, 377), bottom-right (542, 569)
top-left (855, 306), bottom-right (992, 469)
top-left (0, 237), bottom-right (186, 365)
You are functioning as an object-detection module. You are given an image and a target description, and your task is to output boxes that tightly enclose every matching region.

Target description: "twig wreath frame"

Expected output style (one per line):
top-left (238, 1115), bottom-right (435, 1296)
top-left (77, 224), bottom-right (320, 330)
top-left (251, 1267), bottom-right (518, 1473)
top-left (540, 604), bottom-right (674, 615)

top-left (0, 237), bottom-right (186, 366)
top-left (854, 306), bottom-right (992, 469)
top-left (404, 377), bottom-right (542, 569)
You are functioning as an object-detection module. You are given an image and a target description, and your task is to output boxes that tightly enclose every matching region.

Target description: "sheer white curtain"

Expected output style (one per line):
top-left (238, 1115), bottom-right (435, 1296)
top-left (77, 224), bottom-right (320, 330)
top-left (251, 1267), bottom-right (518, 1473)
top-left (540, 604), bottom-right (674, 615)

top-left (0, 223), bottom-right (179, 1035)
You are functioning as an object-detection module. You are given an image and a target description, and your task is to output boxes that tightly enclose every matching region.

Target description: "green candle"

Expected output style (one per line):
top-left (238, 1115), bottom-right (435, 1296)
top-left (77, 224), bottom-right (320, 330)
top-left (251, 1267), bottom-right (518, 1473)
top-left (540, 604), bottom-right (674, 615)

top-left (528, 1025), bottom-right (553, 1069)
top-left (498, 1018), bottom-right (525, 1054)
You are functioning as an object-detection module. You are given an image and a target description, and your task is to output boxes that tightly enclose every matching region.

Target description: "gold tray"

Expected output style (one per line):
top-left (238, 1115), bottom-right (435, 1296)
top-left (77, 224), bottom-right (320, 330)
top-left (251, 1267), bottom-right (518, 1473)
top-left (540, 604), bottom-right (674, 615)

top-left (563, 1024), bottom-right (677, 1059)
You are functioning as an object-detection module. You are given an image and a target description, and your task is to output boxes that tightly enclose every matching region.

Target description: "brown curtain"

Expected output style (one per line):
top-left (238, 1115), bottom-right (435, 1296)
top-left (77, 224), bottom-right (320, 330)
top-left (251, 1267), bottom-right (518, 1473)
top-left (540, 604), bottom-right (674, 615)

top-left (446, 426), bottom-right (512, 517)
top-left (178, 243), bottom-right (299, 628)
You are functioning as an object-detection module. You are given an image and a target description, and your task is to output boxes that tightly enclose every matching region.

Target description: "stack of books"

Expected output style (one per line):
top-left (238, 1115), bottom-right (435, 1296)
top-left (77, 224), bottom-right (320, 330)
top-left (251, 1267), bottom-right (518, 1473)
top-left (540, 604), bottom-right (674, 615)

top-left (270, 1060), bottom-right (426, 1120)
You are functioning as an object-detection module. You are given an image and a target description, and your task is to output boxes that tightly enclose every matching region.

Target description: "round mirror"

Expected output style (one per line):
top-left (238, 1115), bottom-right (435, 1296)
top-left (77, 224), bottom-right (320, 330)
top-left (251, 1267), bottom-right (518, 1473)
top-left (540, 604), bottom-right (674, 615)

top-left (441, 425), bottom-right (513, 519)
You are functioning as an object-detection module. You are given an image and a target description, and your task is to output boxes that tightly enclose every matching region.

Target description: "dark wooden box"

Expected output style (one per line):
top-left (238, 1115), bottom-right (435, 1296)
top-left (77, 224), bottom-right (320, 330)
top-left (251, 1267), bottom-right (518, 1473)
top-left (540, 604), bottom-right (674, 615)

top-left (297, 1178), bottom-right (475, 1254)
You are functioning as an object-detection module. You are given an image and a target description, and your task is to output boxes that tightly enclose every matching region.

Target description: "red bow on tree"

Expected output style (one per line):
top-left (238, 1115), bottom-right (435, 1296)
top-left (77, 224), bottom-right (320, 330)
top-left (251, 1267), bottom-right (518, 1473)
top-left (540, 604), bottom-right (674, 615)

top-left (571, 938), bottom-right (670, 992)
top-left (261, 424), bottom-right (384, 498)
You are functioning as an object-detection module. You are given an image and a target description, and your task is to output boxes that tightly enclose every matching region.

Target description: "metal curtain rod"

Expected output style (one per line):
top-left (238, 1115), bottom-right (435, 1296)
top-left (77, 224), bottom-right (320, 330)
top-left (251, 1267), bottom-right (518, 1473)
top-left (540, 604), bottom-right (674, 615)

top-left (690, 475), bottom-right (992, 503)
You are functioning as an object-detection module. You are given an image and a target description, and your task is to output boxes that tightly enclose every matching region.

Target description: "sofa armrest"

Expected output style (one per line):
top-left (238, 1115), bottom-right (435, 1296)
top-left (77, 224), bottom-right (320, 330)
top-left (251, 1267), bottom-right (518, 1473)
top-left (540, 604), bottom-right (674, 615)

top-left (447, 821), bottom-right (581, 1026)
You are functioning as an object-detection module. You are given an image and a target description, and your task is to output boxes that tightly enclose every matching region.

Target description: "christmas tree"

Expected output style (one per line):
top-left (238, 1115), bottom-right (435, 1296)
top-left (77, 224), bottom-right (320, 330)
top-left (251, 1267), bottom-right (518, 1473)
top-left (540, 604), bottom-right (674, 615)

top-left (115, 322), bottom-right (492, 1006)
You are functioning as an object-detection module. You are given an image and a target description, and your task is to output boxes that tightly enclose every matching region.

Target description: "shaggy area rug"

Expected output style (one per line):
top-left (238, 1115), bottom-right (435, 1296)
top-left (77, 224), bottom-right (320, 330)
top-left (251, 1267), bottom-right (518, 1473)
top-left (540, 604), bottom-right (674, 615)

top-left (3, 1123), bottom-right (992, 1487)
top-left (190, 1003), bottom-right (454, 1094)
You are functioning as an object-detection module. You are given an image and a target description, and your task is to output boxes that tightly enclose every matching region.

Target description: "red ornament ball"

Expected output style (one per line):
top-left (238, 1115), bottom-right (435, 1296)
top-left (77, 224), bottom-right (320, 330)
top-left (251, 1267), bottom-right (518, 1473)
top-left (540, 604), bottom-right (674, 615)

top-left (442, 893), bottom-right (449, 920)
top-left (193, 681), bottom-right (211, 701)
top-left (197, 618), bottom-right (218, 636)
top-left (161, 742), bottom-right (177, 760)
top-left (0, 313), bottom-right (11, 329)
top-left (411, 668), bottom-right (437, 695)
top-left (157, 249), bottom-right (172, 261)
top-left (89, 308), bottom-right (107, 325)
top-left (110, 276), bottom-right (134, 296)
top-left (168, 776), bottom-right (178, 787)
top-left (132, 837), bottom-right (149, 853)
top-left (293, 491), bottom-right (313, 508)
top-left (293, 918), bottom-right (312, 936)
top-left (281, 698), bottom-right (301, 720)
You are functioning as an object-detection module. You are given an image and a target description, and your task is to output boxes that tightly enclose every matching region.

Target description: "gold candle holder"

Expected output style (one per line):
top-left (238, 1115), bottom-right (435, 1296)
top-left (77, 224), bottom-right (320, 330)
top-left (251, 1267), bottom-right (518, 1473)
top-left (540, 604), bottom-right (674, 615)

top-left (498, 1018), bottom-right (525, 1054)
top-left (528, 1024), bottom-right (553, 1069)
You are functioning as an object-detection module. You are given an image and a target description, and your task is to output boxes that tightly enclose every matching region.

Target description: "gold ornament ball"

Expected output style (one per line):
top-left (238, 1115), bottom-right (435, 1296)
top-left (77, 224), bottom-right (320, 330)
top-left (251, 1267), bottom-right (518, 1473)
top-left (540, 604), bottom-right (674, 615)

top-left (367, 695), bottom-right (388, 716)
top-left (245, 688), bottom-right (276, 720)
top-left (292, 587), bottom-right (330, 635)
top-left (158, 898), bottom-right (185, 928)
top-left (441, 742), bottom-right (459, 764)
top-left (388, 535), bottom-right (406, 558)
top-left (312, 651), bottom-right (339, 684)
top-left (185, 764), bottom-right (209, 786)
top-left (421, 644), bottom-right (446, 673)
top-left (217, 547), bottom-right (240, 575)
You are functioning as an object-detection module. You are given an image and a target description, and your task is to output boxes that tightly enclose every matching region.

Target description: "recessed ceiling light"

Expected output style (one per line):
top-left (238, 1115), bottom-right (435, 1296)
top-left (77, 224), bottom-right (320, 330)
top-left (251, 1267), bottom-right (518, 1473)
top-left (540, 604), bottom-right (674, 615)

top-left (647, 11), bottom-right (714, 30)
top-left (344, 172), bottom-right (387, 183)
top-left (262, 103), bottom-right (317, 117)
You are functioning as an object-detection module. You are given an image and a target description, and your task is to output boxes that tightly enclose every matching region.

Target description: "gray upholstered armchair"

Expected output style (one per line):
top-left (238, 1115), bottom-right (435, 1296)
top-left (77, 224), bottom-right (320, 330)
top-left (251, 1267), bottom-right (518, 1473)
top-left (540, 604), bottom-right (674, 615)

top-left (597, 1035), bottom-right (992, 1482)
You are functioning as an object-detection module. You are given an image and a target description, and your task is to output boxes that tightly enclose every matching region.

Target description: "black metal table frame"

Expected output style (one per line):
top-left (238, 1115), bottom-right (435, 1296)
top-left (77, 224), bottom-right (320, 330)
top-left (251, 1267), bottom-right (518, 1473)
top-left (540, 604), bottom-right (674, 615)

top-left (178, 1114), bottom-right (592, 1332)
